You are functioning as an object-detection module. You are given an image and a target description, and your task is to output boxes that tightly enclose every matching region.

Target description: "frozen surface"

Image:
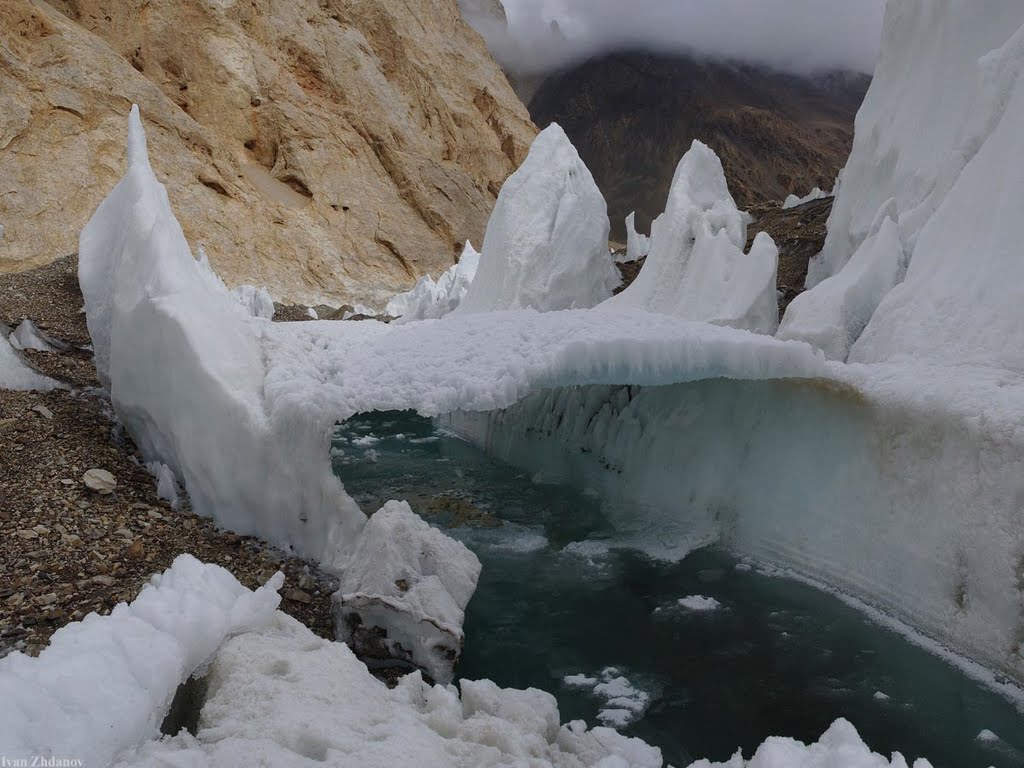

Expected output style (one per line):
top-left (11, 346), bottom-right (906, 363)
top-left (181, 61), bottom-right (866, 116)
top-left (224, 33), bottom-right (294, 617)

top-left (689, 719), bottom-right (931, 768)
top-left (563, 668), bottom-right (653, 728)
top-left (0, 332), bottom-right (58, 391)
top-left (458, 124), bottom-right (620, 313)
top-left (0, 555), bottom-right (282, 767)
top-left (674, 595), bottom-right (722, 612)
top-left (386, 241), bottom-right (480, 321)
top-left (604, 141), bottom-right (779, 335)
top-left (782, 187), bottom-right (828, 210)
top-left (624, 211), bottom-right (651, 262)
top-left (777, 217), bottom-right (905, 361)
top-left (333, 500), bottom-right (482, 684)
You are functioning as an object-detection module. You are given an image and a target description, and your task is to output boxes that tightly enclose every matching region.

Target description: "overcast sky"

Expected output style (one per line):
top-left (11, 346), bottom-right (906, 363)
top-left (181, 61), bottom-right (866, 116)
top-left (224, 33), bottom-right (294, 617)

top-left (460, 0), bottom-right (886, 77)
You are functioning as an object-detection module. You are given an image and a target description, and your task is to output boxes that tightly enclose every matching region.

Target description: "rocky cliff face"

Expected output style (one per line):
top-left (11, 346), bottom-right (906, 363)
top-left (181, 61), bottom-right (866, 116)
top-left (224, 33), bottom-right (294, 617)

top-left (528, 52), bottom-right (867, 241)
top-left (0, 0), bottom-right (536, 306)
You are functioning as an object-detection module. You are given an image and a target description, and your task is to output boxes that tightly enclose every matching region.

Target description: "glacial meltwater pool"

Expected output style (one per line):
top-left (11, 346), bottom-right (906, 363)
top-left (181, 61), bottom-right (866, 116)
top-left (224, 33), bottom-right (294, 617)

top-left (332, 412), bottom-right (1024, 767)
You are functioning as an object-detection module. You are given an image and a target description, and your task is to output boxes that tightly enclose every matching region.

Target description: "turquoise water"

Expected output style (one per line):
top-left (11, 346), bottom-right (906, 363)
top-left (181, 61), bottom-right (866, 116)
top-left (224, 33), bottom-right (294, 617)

top-left (332, 411), bottom-right (1024, 767)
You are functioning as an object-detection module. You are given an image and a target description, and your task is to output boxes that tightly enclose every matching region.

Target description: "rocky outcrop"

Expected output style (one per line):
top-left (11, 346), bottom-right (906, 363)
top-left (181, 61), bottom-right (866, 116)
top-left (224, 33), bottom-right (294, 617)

top-left (0, 0), bottom-right (536, 306)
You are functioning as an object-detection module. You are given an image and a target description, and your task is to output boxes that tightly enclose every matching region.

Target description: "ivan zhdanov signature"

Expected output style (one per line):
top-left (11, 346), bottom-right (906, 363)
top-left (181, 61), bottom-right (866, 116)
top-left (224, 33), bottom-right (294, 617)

top-left (1, 759), bottom-right (83, 767)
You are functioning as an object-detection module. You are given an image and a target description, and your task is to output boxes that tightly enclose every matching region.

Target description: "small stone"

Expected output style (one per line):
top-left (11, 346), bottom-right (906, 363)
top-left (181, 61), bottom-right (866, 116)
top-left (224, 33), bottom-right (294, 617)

top-left (15, 529), bottom-right (38, 540)
top-left (298, 570), bottom-right (317, 591)
top-left (31, 404), bottom-right (54, 420)
top-left (32, 525), bottom-right (49, 535)
top-left (82, 469), bottom-right (117, 494)
top-left (126, 539), bottom-right (144, 558)
top-left (147, 509), bottom-right (163, 520)
top-left (282, 588), bottom-right (313, 605)
top-left (36, 593), bottom-right (57, 606)
top-left (59, 478), bottom-right (75, 486)
top-left (5, 593), bottom-right (24, 608)
top-left (91, 575), bottom-right (115, 587)
top-left (114, 528), bottom-right (133, 539)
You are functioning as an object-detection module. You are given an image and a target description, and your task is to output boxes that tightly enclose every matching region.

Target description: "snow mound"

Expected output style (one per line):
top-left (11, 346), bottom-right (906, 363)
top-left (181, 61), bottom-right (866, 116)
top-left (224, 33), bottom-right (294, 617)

top-left (675, 595), bottom-right (722, 612)
top-left (0, 332), bottom-right (58, 391)
top-left (386, 241), bottom-right (480, 321)
top-left (624, 211), bottom-right (652, 262)
top-left (689, 718), bottom-right (931, 768)
top-left (777, 217), bottom-right (906, 361)
top-left (458, 123), bottom-right (620, 313)
top-left (112, 608), bottom-right (662, 767)
top-left (0, 554), bottom-right (282, 766)
top-left (782, 187), bottom-right (828, 210)
top-left (605, 141), bottom-right (779, 335)
top-left (334, 500), bottom-right (482, 684)
top-left (231, 284), bottom-right (275, 320)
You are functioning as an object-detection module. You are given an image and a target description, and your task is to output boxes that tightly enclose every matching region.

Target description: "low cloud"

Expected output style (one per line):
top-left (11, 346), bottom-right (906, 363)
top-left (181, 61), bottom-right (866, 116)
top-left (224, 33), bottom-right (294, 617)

top-left (460, 0), bottom-right (885, 76)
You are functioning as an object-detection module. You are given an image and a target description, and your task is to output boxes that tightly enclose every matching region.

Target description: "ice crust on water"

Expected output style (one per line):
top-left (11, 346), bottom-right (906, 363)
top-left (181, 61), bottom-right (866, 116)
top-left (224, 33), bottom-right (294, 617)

top-left (604, 141), bottom-right (779, 335)
top-left (386, 241), bottom-right (480, 321)
top-left (457, 123), bottom-right (620, 313)
top-left (0, 555), bottom-right (283, 766)
top-left (564, 668), bottom-right (653, 728)
top-left (333, 500), bottom-right (482, 684)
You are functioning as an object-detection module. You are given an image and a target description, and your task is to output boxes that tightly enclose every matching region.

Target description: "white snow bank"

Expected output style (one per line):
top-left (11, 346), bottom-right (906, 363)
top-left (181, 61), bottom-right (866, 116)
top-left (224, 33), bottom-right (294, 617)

top-left (624, 211), bottom-right (651, 262)
top-left (458, 124), bottom-right (619, 313)
top-left (777, 217), bottom-right (905, 361)
top-left (689, 718), bottom-right (932, 768)
top-left (334, 500), bottom-right (482, 684)
top-left (782, 187), bottom-right (828, 210)
top-left (0, 555), bottom-right (282, 767)
top-left (9, 319), bottom-right (59, 352)
top-left (231, 284), bottom-right (275, 320)
top-left (114, 610), bottom-right (663, 768)
top-left (0, 332), bottom-right (58, 391)
top-left (605, 141), bottom-right (779, 335)
top-left (386, 241), bottom-right (480, 321)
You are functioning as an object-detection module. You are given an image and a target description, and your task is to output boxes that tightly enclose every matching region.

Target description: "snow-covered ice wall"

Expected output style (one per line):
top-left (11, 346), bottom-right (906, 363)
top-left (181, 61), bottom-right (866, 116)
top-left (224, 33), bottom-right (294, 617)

top-left (78, 106), bottom-right (368, 568)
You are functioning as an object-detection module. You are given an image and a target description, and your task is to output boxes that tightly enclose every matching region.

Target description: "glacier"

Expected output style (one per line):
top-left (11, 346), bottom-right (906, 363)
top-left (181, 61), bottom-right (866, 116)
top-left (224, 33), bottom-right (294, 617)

top-left (44, 0), bottom-right (1024, 756)
top-left (0, 329), bottom-right (58, 391)
top-left (385, 241), bottom-right (480, 321)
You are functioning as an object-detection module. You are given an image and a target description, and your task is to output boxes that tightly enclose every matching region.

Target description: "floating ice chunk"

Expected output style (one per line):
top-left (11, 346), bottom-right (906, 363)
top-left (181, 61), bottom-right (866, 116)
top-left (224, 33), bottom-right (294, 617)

top-left (674, 595), bottom-right (722, 612)
top-left (777, 217), bottom-right (906, 361)
top-left (605, 141), bottom-right (779, 335)
top-left (976, 729), bottom-right (1000, 742)
top-left (9, 319), bottom-right (59, 352)
top-left (563, 667), bottom-right (653, 729)
top-left (0, 332), bottom-right (58, 391)
top-left (333, 500), bottom-right (482, 684)
top-left (0, 555), bottom-right (282, 767)
top-left (782, 186), bottom-right (829, 210)
top-left (231, 284), bottom-right (275, 319)
top-left (688, 718), bottom-right (932, 767)
top-left (624, 211), bottom-right (651, 262)
top-left (458, 124), bottom-right (619, 313)
top-left (872, 691), bottom-right (891, 702)
top-left (387, 241), bottom-right (480, 321)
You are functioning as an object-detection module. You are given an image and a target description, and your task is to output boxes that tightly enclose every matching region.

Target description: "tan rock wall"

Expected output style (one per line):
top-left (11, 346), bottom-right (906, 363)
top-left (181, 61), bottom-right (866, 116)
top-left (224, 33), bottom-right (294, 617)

top-left (0, 0), bottom-right (536, 306)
